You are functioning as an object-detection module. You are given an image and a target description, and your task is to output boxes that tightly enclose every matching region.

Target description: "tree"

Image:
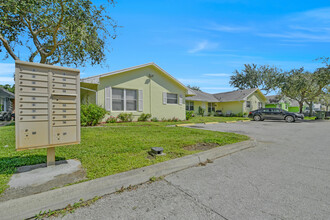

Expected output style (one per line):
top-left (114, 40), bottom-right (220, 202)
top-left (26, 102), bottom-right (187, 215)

top-left (0, 84), bottom-right (15, 93)
top-left (187, 85), bottom-right (201, 91)
top-left (229, 64), bottom-right (283, 94)
top-left (0, 0), bottom-right (117, 66)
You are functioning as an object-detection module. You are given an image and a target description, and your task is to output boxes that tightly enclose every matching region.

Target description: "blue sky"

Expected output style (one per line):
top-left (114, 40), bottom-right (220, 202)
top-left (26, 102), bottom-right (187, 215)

top-left (1, 0), bottom-right (330, 94)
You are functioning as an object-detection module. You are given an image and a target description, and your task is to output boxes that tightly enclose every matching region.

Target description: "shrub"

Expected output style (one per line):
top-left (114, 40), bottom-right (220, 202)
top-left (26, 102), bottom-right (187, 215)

top-left (198, 106), bottom-right (205, 117)
top-left (237, 112), bottom-right (243, 117)
top-left (117, 113), bottom-right (133, 122)
top-left (161, 117), bottom-right (167, 122)
top-left (186, 111), bottom-right (194, 120)
top-left (81, 104), bottom-right (107, 126)
top-left (106, 116), bottom-right (117, 123)
top-left (170, 117), bottom-right (180, 122)
top-left (151, 117), bottom-right (159, 122)
top-left (231, 113), bottom-right (237, 117)
top-left (138, 113), bottom-right (152, 121)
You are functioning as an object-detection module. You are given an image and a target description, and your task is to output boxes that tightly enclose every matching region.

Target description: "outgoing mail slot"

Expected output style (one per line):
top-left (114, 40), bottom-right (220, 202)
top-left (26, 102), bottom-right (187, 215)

top-left (18, 121), bottom-right (49, 149)
top-left (52, 109), bottom-right (76, 115)
top-left (52, 77), bottom-right (76, 84)
top-left (52, 70), bottom-right (77, 79)
top-left (20, 109), bottom-right (48, 115)
top-left (19, 80), bottom-right (48, 87)
top-left (52, 88), bottom-right (76, 95)
top-left (19, 96), bottom-right (48, 103)
top-left (20, 73), bottom-right (48, 81)
top-left (52, 96), bottom-right (76, 104)
top-left (52, 83), bottom-right (76, 90)
top-left (53, 115), bottom-right (76, 120)
top-left (52, 126), bottom-right (77, 144)
top-left (19, 86), bottom-right (48, 94)
top-left (52, 120), bottom-right (76, 127)
top-left (52, 103), bottom-right (76, 109)
top-left (19, 115), bottom-right (48, 121)
top-left (19, 103), bottom-right (48, 109)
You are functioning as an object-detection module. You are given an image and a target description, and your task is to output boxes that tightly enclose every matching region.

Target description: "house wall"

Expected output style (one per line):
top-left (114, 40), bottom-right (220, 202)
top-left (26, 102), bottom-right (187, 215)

top-left (96, 66), bottom-right (186, 120)
top-left (244, 92), bottom-right (265, 113)
top-left (81, 89), bottom-right (96, 105)
top-left (216, 101), bottom-right (244, 115)
top-left (188, 101), bottom-right (208, 116)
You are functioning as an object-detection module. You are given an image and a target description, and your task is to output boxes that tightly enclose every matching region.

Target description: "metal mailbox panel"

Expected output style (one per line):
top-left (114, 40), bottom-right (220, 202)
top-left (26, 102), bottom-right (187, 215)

top-left (52, 109), bottom-right (77, 115)
top-left (19, 103), bottom-right (48, 109)
top-left (15, 60), bottom-right (80, 150)
top-left (19, 115), bottom-right (49, 121)
top-left (52, 126), bottom-right (77, 145)
top-left (52, 83), bottom-right (76, 90)
top-left (19, 109), bottom-right (48, 115)
top-left (19, 73), bottom-right (48, 81)
top-left (52, 103), bottom-right (76, 109)
top-left (19, 86), bottom-right (48, 94)
top-left (18, 121), bottom-right (49, 149)
top-left (52, 96), bottom-right (76, 104)
top-left (52, 115), bottom-right (76, 121)
top-left (52, 77), bottom-right (76, 84)
top-left (52, 70), bottom-right (77, 79)
top-left (19, 80), bottom-right (48, 87)
top-left (52, 88), bottom-right (76, 95)
top-left (52, 120), bottom-right (76, 127)
top-left (19, 96), bottom-right (48, 103)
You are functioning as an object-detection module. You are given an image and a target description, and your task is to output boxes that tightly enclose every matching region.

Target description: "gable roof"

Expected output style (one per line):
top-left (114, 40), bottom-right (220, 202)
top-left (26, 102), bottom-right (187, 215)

top-left (186, 88), bottom-right (266, 103)
top-left (81, 62), bottom-right (195, 95)
top-left (0, 87), bottom-right (14, 99)
top-left (186, 89), bottom-right (219, 102)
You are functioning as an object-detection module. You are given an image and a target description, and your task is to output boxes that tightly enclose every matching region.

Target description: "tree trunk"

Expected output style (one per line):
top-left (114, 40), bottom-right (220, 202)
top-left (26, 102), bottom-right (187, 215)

top-left (299, 102), bottom-right (303, 114)
top-left (308, 102), bottom-right (313, 117)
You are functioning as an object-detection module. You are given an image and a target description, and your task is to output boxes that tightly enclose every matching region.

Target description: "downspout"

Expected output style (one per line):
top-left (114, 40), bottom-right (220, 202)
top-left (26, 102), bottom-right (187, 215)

top-left (148, 74), bottom-right (154, 114)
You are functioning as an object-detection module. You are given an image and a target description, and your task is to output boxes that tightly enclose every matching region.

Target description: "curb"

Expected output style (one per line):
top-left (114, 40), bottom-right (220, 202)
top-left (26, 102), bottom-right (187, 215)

top-left (204, 122), bottom-right (219, 125)
top-left (176, 123), bottom-right (196, 127)
top-left (0, 139), bottom-right (256, 220)
top-left (225, 121), bottom-right (237, 123)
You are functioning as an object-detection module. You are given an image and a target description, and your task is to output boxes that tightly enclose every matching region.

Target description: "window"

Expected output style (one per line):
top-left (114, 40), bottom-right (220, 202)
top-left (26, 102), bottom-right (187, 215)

top-left (167, 93), bottom-right (178, 104)
top-left (258, 102), bottom-right (263, 109)
top-left (126, 89), bottom-right (137, 111)
top-left (112, 88), bottom-right (137, 111)
top-left (246, 101), bottom-right (251, 108)
top-left (186, 101), bottom-right (194, 111)
top-left (208, 103), bottom-right (215, 113)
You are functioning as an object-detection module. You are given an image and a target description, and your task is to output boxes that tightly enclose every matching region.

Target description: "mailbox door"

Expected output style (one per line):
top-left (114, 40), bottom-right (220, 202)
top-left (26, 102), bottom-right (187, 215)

top-left (52, 126), bottom-right (77, 144)
top-left (52, 109), bottom-right (77, 115)
top-left (52, 77), bottom-right (76, 84)
top-left (18, 122), bottom-right (49, 149)
top-left (52, 83), bottom-right (76, 90)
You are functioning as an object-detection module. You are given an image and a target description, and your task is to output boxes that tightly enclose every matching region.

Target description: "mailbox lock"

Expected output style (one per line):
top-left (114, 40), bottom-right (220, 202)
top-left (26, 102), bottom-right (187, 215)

top-left (20, 104), bottom-right (23, 107)
top-left (53, 117), bottom-right (55, 119)
top-left (53, 78), bottom-right (55, 81)
top-left (53, 111), bottom-right (55, 113)
top-left (20, 117), bottom-right (23, 120)
top-left (53, 90), bottom-right (55, 92)
top-left (53, 84), bottom-right (55, 87)
top-left (20, 75), bottom-right (23, 78)
top-left (32, 131), bottom-right (37, 135)
top-left (20, 81), bottom-right (22, 84)
top-left (53, 105), bottom-right (55, 107)
top-left (25, 129), bottom-right (28, 132)
top-left (20, 88), bottom-right (23, 91)
top-left (32, 116), bottom-right (36, 119)
top-left (32, 75), bottom-right (36, 78)
top-left (32, 88), bottom-right (36, 91)
top-left (32, 81), bottom-right (36, 84)
top-left (20, 111), bottom-right (23, 113)
top-left (20, 98), bottom-right (23, 100)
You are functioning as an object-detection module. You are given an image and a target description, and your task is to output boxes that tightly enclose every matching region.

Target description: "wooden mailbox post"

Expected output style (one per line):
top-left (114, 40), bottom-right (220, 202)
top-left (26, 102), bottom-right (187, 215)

top-left (15, 61), bottom-right (80, 166)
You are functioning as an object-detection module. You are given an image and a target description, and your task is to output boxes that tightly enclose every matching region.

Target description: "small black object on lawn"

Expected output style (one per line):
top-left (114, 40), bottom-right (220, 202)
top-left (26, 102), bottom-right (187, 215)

top-left (151, 147), bottom-right (164, 155)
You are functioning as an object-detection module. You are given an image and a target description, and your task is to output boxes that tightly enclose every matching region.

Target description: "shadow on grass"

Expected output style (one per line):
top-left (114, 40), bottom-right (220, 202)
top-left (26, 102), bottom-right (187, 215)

top-left (0, 155), bottom-right (66, 174)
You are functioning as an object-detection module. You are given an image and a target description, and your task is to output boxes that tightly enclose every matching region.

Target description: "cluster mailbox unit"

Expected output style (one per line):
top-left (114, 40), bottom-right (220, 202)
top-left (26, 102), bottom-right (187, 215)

top-left (15, 61), bottom-right (80, 164)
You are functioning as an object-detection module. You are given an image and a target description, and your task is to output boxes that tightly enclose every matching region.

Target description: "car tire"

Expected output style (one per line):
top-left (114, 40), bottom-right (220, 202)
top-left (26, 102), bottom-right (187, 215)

top-left (253, 115), bottom-right (261, 121)
top-left (285, 116), bottom-right (295, 123)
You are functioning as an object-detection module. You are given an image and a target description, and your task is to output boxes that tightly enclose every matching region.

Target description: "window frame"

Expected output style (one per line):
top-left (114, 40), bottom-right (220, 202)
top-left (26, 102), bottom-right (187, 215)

top-left (246, 101), bottom-right (251, 108)
top-left (111, 88), bottom-right (138, 112)
top-left (186, 101), bottom-right (194, 111)
top-left (208, 103), bottom-right (215, 113)
top-left (167, 93), bottom-right (178, 104)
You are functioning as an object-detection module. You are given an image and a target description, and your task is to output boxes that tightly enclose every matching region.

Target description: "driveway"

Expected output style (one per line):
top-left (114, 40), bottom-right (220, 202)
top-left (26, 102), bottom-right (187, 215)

top-left (59, 120), bottom-right (330, 220)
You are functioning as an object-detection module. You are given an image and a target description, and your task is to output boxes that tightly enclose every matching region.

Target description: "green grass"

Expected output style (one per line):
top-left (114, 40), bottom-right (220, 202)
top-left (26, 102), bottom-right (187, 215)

top-left (105, 116), bottom-right (249, 127)
top-left (0, 124), bottom-right (249, 195)
top-left (304, 116), bottom-right (316, 120)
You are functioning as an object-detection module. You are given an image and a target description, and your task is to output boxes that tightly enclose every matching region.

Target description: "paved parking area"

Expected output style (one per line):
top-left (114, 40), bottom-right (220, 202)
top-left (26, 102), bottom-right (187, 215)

top-left (59, 120), bottom-right (330, 220)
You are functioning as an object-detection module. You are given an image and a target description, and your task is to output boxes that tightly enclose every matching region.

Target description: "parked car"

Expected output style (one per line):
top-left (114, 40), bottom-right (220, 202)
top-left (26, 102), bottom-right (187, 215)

top-left (0, 111), bottom-right (12, 121)
top-left (248, 108), bottom-right (304, 122)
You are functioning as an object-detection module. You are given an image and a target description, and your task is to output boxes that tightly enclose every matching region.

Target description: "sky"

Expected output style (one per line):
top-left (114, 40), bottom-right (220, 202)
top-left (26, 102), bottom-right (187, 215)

top-left (1, 0), bottom-right (330, 94)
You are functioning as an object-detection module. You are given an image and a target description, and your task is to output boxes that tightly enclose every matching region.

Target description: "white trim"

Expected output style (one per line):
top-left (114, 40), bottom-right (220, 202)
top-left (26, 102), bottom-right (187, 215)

top-left (138, 90), bottom-right (143, 112)
top-left (163, 92), bottom-right (167, 105)
top-left (81, 87), bottom-right (97, 92)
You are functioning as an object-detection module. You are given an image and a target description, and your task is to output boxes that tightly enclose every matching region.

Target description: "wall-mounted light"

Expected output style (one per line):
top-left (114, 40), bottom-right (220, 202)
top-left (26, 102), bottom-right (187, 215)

top-left (148, 74), bottom-right (154, 78)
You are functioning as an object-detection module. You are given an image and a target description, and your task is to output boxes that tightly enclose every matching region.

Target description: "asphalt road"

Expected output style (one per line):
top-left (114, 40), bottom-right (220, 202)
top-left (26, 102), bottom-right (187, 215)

top-left (58, 120), bottom-right (330, 220)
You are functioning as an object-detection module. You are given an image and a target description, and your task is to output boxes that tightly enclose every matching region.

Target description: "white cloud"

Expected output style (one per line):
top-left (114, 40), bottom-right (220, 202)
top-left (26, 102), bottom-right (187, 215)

top-left (188, 40), bottom-right (219, 53)
top-left (206, 24), bottom-right (251, 33)
top-left (203, 73), bottom-right (230, 77)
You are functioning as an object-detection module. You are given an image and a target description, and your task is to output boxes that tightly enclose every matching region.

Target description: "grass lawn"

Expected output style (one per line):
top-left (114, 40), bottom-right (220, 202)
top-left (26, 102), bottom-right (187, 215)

top-left (304, 116), bottom-right (316, 120)
top-left (0, 124), bottom-right (249, 195)
top-left (105, 116), bottom-right (250, 127)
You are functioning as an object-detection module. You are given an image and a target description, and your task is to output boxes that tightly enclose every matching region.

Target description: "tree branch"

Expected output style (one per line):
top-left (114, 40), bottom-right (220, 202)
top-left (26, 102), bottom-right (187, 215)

top-left (0, 33), bottom-right (20, 60)
top-left (29, 50), bottom-right (39, 62)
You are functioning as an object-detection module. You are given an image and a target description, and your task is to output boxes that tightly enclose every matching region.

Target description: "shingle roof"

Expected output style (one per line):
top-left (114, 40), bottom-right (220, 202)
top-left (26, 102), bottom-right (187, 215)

top-left (186, 89), bottom-right (219, 102)
top-left (266, 95), bottom-right (281, 104)
top-left (0, 87), bottom-right (14, 99)
top-left (213, 88), bottom-right (258, 102)
top-left (186, 88), bottom-right (264, 103)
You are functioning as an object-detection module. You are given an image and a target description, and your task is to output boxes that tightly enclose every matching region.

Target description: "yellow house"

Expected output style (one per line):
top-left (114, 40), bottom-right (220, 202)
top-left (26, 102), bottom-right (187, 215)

top-left (186, 88), bottom-right (267, 116)
top-left (80, 63), bottom-right (195, 120)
